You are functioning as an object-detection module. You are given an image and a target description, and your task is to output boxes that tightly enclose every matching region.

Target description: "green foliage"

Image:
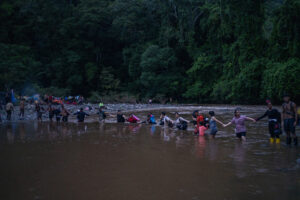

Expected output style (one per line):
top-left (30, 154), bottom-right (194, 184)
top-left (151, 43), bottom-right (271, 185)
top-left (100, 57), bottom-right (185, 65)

top-left (0, 0), bottom-right (299, 103)
top-left (261, 58), bottom-right (300, 100)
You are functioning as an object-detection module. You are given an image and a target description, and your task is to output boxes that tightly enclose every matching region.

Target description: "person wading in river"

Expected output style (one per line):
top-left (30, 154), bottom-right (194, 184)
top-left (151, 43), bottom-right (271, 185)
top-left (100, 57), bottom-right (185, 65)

top-left (208, 111), bottom-right (224, 139)
top-left (74, 108), bottom-right (89, 122)
top-left (256, 100), bottom-right (281, 144)
top-left (281, 94), bottom-right (298, 145)
top-left (19, 99), bottom-right (25, 120)
top-left (6, 101), bottom-right (14, 121)
top-left (223, 108), bottom-right (256, 142)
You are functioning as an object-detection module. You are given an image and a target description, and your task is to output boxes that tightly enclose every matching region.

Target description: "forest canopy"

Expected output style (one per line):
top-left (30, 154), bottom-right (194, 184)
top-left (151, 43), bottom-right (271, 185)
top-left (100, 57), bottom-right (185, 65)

top-left (0, 0), bottom-right (299, 104)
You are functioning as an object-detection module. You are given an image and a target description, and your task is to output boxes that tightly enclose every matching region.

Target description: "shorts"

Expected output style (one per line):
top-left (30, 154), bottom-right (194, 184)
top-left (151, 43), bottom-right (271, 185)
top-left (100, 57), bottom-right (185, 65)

top-left (284, 118), bottom-right (295, 133)
top-left (236, 132), bottom-right (246, 138)
top-left (210, 129), bottom-right (218, 135)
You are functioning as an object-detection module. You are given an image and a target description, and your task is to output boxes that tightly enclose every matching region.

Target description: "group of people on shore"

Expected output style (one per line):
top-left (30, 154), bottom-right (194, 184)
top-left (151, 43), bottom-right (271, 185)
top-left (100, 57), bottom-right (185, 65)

top-left (1, 94), bottom-right (298, 145)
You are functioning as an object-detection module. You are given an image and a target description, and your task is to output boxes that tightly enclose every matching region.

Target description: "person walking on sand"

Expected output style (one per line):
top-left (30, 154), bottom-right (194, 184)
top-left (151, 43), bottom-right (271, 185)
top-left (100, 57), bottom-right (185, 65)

top-left (223, 108), bottom-right (256, 142)
top-left (281, 94), bottom-right (298, 145)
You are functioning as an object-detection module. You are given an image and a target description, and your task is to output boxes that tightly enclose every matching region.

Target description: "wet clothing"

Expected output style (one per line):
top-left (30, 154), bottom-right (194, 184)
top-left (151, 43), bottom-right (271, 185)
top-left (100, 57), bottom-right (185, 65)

top-left (282, 101), bottom-right (296, 134)
top-left (127, 115), bottom-right (139, 123)
top-left (282, 101), bottom-right (296, 119)
top-left (6, 102), bottom-right (14, 121)
top-left (48, 106), bottom-right (54, 120)
top-left (53, 109), bottom-right (61, 122)
top-left (192, 110), bottom-right (198, 125)
top-left (175, 117), bottom-right (188, 130)
top-left (117, 114), bottom-right (125, 123)
top-left (175, 117), bottom-right (187, 130)
top-left (147, 115), bottom-right (156, 124)
top-left (160, 116), bottom-right (173, 127)
top-left (35, 104), bottom-right (43, 120)
top-left (209, 118), bottom-right (218, 135)
top-left (231, 116), bottom-right (247, 133)
top-left (74, 111), bottom-right (89, 122)
top-left (61, 108), bottom-right (69, 122)
top-left (98, 110), bottom-right (107, 121)
top-left (256, 108), bottom-right (281, 137)
top-left (284, 118), bottom-right (295, 133)
top-left (19, 101), bottom-right (25, 118)
top-left (6, 102), bottom-right (14, 112)
top-left (197, 115), bottom-right (204, 126)
top-left (6, 110), bottom-right (12, 121)
top-left (236, 132), bottom-right (246, 138)
top-left (199, 125), bottom-right (208, 136)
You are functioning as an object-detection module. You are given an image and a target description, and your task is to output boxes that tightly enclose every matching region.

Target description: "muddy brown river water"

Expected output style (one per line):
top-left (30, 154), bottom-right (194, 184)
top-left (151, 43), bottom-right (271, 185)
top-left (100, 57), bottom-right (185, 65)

top-left (0, 105), bottom-right (299, 200)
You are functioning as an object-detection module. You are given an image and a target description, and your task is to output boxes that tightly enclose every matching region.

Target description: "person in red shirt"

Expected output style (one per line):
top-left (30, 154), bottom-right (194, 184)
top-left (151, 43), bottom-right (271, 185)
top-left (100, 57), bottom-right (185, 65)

top-left (127, 114), bottom-right (140, 123)
top-left (195, 113), bottom-right (205, 135)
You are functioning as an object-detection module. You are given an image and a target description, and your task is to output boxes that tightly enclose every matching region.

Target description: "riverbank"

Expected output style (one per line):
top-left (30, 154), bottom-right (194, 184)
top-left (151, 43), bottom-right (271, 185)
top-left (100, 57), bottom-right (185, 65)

top-left (1, 103), bottom-right (278, 123)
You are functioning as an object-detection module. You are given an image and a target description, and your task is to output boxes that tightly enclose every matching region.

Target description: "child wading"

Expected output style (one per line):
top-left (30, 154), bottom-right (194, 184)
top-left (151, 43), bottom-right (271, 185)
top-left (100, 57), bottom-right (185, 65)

top-left (208, 111), bottom-right (224, 139)
top-left (223, 108), bottom-right (256, 142)
top-left (281, 94), bottom-right (297, 145)
top-left (256, 100), bottom-right (281, 144)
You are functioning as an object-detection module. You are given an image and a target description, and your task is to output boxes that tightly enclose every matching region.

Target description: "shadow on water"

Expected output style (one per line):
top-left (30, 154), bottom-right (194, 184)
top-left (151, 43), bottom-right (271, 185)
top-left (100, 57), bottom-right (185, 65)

top-left (0, 105), bottom-right (299, 200)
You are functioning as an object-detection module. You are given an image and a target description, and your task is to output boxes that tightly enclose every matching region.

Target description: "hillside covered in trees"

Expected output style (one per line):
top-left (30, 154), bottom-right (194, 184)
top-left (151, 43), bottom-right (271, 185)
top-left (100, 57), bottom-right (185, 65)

top-left (0, 0), bottom-right (299, 104)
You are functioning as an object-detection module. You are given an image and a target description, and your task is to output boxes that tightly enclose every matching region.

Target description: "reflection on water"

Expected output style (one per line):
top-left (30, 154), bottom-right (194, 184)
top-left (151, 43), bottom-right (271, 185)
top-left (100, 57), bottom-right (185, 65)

top-left (0, 105), bottom-right (299, 200)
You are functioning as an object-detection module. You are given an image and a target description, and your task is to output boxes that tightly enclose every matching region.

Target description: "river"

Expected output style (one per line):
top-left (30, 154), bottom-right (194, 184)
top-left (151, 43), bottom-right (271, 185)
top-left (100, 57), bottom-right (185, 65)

top-left (0, 105), bottom-right (299, 200)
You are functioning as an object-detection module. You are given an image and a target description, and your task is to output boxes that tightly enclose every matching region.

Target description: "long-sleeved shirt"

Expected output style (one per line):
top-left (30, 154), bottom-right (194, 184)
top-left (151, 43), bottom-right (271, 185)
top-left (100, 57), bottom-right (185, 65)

top-left (256, 108), bottom-right (281, 122)
top-left (74, 111), bottom-right (89, 122)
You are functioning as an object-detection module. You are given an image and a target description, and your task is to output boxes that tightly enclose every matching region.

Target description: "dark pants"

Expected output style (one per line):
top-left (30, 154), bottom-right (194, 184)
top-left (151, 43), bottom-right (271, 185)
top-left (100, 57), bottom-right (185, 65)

top-left (62, 116), bottom-right (68, 122)
top-left (19, 109), bottom-right (24, 117)
top-left (6, 110), bottom-right (11, 120)
top-left (268, 121), bottom-right (281, 138)
top-left (284, 118), bottom-right (296, 136)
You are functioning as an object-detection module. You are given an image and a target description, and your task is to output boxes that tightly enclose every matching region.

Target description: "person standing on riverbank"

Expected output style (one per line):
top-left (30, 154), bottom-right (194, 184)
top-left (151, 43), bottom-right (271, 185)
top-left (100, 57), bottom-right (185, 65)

top-left (6, 101), bottom-right (14, 121)
top-left (223, 108), bottom-right (256, 142)
top-left (255, 100), bottom-right (281, 144)
top-left (281, 94), bottom-right (298, 145)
